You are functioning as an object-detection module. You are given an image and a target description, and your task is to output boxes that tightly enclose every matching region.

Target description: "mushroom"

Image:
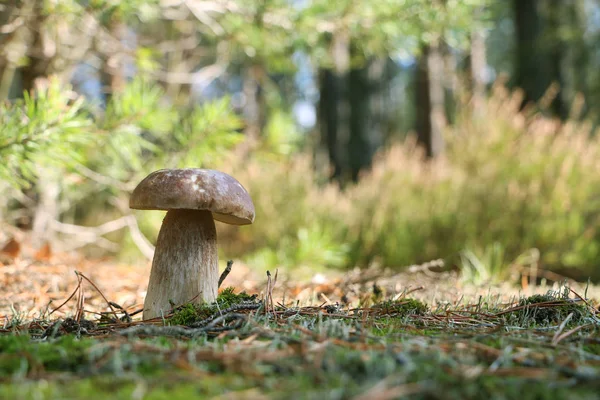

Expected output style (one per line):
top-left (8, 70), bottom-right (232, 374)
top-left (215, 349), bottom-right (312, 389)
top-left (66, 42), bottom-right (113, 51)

top-left (129, 168), bottom-right (255, 320)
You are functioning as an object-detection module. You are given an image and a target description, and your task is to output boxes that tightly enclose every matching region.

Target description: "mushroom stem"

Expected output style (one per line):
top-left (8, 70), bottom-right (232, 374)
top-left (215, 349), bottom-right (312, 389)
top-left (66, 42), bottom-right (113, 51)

top-left (143, 209), bottom-right (218, 319)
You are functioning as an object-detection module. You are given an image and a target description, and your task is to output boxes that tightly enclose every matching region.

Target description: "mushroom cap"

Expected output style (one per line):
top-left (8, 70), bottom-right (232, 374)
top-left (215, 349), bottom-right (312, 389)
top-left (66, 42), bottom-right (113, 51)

top-left (130, 169), bottom-right (255, 225)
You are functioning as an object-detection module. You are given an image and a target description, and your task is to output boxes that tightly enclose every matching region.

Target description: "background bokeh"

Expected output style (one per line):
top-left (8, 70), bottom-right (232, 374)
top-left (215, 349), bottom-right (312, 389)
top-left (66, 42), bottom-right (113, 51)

top-left (1, 0), bottom-right (600, 282)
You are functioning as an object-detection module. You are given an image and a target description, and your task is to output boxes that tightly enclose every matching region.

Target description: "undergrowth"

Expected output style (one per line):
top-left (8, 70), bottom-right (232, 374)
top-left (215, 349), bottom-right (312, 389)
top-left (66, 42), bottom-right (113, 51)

top-left (0, 286), bottom-right (598, 400)
top-left (169, 287), bottom-right (258, 326)
top-left (214, 85), bottom-right (600, 282)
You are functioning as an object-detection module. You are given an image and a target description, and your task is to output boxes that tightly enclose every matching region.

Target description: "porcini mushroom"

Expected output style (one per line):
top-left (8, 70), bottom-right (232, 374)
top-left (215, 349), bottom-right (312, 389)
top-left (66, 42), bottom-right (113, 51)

top-left (130, 169), bottom-right (255, 319)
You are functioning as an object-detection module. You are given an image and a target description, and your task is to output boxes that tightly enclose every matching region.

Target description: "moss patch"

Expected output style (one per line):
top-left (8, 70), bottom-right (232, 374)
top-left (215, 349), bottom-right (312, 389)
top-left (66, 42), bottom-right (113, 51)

top-left (511, 293), bottom-right (589, 325)
top-left (372, 298), bottom-right (428, 316)
top-left (169, 287), bottom-right (259, 326)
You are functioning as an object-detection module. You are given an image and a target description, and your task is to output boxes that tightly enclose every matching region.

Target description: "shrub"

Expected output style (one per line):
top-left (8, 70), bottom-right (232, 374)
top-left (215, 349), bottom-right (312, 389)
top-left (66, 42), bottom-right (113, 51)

top-left (217, 155), bottom-right (350, 274)
top-left (220, 84), bottom-right (600, 280)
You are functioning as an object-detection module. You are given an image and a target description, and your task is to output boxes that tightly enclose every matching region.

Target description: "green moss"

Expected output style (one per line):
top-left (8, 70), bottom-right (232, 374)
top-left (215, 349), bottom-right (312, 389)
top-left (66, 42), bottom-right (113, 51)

top-left (511, 293), bottom-right (588, 325)
top-left (0, 373), bottom-right (256, 400)
top-left (216, 286), bottom-right (257, 308)
top-left (169, 287), bottom-right (258, 326)
top-left (0, 334), bottom-right (94, 376)
top-left (372, 298), bottom-right (428, 317)
top-left (169, 303), bottom-right (214, 326)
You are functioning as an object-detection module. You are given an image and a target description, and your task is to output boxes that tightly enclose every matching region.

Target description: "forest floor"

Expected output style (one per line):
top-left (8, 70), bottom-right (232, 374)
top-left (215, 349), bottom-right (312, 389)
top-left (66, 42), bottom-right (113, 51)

top-left (1, 252), bottom-right (600, 400)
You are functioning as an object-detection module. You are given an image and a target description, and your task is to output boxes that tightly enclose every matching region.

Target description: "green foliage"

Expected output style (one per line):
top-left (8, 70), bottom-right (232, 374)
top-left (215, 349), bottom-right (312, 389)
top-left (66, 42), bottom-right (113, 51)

top-left (0, 75), bottom-right (244, 243)
top-left (259, 109), bottom-right (303, 158)
top-left (93, 78), bottom-right (174, 181)
top-left (297, 0), bottom-right (488, 66)
top-left (460, 244), bottom-right (510, 286)
top-left (218, 155), bottom-right (350, 273)
top-left (459, 245), bottom-right (540, 285)
top-left (172, 98), bottom-right (244, 168)
top-left (95, 81), bottom-right (242, 179)
top-left (0, 78), bottom-right (91, 189)
top-left (246, 226), bottom-right (349, 274)
top-left (218, 85), bottom-right (600, 280)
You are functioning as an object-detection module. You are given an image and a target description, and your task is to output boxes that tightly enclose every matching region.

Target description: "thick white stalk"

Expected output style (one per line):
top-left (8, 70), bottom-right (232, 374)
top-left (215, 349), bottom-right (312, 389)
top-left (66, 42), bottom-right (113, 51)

top-left (143, 209), bottom-right (218, 319)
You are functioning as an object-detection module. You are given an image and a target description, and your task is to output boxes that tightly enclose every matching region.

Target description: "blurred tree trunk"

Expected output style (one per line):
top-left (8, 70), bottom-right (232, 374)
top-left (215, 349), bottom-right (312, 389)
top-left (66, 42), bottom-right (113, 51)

top-left (565, 0), bottom-right (589, 119)
top-left (318, 27), bottom-right (395, 183)
top-left (0, 2), bottom-right (24, 100)
top-left (441, 43), bottom-right (459, 126)
top-left (415, 43), bottom-right (446, 158)
top-left (243, 64), bottom-right (267, 144)
top-left (318, 31), bottom-right (351, 183)
top-left (545, 1), bottom-right (566, 119)
top-left (31, 169), bottom-right (60, 249)
top-left (470, 24), bottom-right (487, 116)
top-left (318, 68), bottom-right (344, 181)
top-left (99, 20), bottom-right (127, 105)
top-left (348, 57), bottom-right (370, 182)
top-left (365, 58), bottom-right (389, 164)
top-left (241, 5), bottom-right (268, 152)
top-left (513, 0), bottom-right (547, 105)
top-left (513, 0), bottom-right (567, 118)
top-left (19, 11), bottom-right (49, 94)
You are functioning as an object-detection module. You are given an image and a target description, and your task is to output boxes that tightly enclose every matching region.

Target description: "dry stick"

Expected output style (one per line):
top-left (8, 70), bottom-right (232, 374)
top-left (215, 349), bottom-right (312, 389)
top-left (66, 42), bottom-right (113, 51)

top-left (50, 212), bottom-right (155, 258)
top-left (568, 288), bottom-right (596, 311)
top-left (493, 300), bottom-right (577, 317)
top-left (264, 270), bottom-right (278, 318)
top-left (552, 324), bottom-right (593, 346)
top-left (269, 269), bottom-right (279, 319)
top-left (51, 218), bottom-right (129, 252)
top-left (109, 302), bottom-right (132, 323)
top-left (112, 197), bottom-right (156, 260)
top-left (269, 269), bottom-right (279, 306)
top-left (119, 313), bottom-right (249, 338)
top-left (75, 278), bottom-right (84, 322)
top-left (124, 214), bottom-right (155, 260)
top-left (551, 312), bottom-right (574, 346)
top-left (265, 271), bottom-right (272, 316)
top-left (75, 271), bottom-right (122, 323)
top-left (270, 270), bottom-right (278, 319)
top-left (393, 286), bottom-right (425, 301)
top-left (218, 260), bottom-right (234, 288)
top-left (49, 273), bottom-right (83, 316)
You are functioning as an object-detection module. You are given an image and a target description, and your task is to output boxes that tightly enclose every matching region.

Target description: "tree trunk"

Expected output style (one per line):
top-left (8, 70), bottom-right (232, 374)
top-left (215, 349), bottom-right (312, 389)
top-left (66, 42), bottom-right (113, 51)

top-left (318, 68), bottom-right (344, 181)
top-left (31, 169), bottom-right (60, 249)
top-left (243, 64), bottom-right (267, 144)
top-left (0, 2), bottom-right (24, 100)
top-left (416, 44), bottom-right (446, 158)
top-left (317, 31), bottom-right (351, 183)
top-left (513, 0), bottom-right (551, 107)
top-left (568, 0), bottom-right (589, 119)
top-left (348, 64), bottom-right (370, 182)
top-left (545, 1), bottom-right (566, 119)
top-left (318, 35), bottom-right (394, 182)
top-left (366, 58), bottom-right (389, 156)
top-left (513, 0), bottom-right (569, 118)
top-left (470, 25), bottom-right (487, 116)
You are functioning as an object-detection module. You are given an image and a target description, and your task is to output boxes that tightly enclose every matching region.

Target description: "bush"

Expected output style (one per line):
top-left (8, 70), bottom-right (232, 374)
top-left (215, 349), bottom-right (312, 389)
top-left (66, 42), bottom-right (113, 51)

top-left (217, 155), bottom-right (350, 275)
top-left (220, 85), bottom-right (600, 280)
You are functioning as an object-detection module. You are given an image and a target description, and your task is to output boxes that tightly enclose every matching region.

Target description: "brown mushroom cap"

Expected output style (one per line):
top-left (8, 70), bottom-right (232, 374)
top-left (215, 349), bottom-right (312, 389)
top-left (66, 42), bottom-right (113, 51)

top-left (130, 169), bottom-right (255, 225)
